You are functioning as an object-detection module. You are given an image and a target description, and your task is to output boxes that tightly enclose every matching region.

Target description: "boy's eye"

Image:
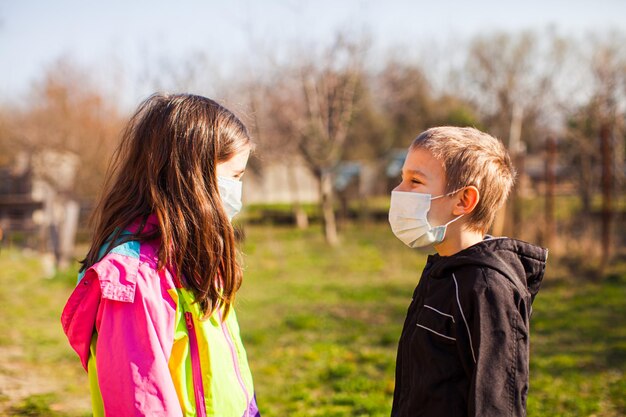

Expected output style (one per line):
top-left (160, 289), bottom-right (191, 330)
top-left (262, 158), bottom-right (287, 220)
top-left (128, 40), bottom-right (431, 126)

top-left (411, 178), bottom-right (422, 185)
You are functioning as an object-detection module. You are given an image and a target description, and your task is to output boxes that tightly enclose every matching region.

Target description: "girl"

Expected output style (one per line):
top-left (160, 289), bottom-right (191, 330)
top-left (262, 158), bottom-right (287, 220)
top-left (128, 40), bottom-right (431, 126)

top-left (61, 93), bottom-right (260, 417)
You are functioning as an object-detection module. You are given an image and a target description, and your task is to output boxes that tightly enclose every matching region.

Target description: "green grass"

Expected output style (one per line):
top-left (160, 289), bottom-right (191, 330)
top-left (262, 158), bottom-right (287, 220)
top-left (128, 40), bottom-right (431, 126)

top-left (528, 266), bottom-right (626, 417)
top-left (0, 223), bottom-right (625, 416)
top-left (0, 250), bottom-right (91, 417)
top-left (237, 224), bottom-right (423, 416)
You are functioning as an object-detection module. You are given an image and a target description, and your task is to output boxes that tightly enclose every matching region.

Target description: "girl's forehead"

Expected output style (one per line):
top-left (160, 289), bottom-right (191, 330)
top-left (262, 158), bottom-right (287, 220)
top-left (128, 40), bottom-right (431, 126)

top-left (216, 145), bottom-right (251, 176)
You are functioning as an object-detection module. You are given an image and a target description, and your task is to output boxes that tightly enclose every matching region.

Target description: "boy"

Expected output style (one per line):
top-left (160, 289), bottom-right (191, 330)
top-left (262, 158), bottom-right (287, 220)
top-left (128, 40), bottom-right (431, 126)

top-left (388, 127), bottom-right (547, 416)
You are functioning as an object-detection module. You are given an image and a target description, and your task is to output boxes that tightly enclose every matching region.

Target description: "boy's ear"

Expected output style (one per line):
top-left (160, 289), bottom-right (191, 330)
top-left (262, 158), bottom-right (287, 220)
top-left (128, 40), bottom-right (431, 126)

top-left (452, 186), bottom-right (480, 216)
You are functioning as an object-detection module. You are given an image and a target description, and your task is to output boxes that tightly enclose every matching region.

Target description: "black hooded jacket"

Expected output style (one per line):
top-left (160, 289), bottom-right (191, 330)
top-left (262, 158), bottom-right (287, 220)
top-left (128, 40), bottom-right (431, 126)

top-left (391, 237), bottom-right (547, 417)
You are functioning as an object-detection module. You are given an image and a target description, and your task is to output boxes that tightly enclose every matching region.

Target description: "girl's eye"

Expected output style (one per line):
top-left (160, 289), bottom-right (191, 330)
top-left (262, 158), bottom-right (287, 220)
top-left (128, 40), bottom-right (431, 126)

top-left (411, 179), bottom-right (422, 185)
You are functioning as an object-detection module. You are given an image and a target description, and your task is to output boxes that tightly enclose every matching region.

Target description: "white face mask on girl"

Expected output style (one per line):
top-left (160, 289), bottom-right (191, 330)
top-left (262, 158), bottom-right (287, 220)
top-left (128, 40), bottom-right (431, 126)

top-left (217, 176), bottom-right (243, 221)
top-left (388, 190), bottom-right (464, 248)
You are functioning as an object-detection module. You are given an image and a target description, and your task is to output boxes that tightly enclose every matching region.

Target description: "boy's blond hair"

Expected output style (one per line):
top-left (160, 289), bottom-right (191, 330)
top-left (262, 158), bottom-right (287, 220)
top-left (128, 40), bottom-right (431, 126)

top-left (411, 126), bottom-right (516, 232)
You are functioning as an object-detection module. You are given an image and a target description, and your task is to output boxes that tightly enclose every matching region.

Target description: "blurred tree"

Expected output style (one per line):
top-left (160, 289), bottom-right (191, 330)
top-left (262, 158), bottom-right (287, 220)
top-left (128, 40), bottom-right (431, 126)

top-left (562, 33), bottom-right (626, 270)
top-left (0, 107), bottom-right (15, 166)
top-left (378, 60), bottom-right (433, 146)
top-left (428, 94), bottom-right (482, 129)
top-left (465, 32), bottom-right (536, 143)
top-left (12, 59), bottom-right (123, 200)
top-left (566, 102), bottom-right (602, 218)
top-left (298, 36), bottom-right (365, 245)
top-left (344, 74), bottom-right (392, 162)
top-left (464, 31), bottom-right (570, 238)
top-left (260, 35), bottom-right (367, 245)
top-left (0, 59), bottom-right (122, 264)
top-left (242, 74), bottom-right (312, 229)
top-left (544, 135), bottom-right (558, 249)
top-left (590, 37), bottom-right (625, 269)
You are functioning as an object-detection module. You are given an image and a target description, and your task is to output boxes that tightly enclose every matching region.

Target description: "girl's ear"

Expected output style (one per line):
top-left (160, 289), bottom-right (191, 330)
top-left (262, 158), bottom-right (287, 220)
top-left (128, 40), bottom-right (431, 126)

top-left (452, 186), bottom-right (480, 216)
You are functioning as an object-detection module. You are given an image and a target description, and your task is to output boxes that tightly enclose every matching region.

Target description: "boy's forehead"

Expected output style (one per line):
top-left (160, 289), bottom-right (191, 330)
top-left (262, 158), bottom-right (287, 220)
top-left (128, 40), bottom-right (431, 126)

top-left (403, 147), bottom-right (444, 178)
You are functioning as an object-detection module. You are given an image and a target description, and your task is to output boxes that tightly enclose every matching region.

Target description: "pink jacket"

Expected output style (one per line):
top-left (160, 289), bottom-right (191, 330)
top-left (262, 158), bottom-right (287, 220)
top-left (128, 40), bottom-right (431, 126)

top-left (61, 215), bottom-right (259, 417)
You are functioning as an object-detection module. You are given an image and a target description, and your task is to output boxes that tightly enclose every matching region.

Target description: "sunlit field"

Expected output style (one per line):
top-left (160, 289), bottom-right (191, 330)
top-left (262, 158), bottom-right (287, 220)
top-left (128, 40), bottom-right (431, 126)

top-left (0, 223), bottom-right (625, 416)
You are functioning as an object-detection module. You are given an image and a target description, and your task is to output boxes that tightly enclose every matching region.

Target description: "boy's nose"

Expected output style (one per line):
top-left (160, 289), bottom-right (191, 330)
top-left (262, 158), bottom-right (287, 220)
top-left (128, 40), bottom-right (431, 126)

top-left (393, 183), bottom-right (410, 193)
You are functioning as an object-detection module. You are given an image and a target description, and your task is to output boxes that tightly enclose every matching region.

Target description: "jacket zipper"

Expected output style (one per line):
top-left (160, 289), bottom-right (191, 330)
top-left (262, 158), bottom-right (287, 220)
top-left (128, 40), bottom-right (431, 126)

top-left (218, 309), bottom-right (251, 415)
top-left (185, 312), bottom-right (208, 417)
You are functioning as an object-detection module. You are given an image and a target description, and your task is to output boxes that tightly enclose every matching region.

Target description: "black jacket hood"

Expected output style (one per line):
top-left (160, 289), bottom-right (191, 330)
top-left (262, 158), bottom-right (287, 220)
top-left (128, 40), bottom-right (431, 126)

top-left (426, 237), bottom-right (548, 300)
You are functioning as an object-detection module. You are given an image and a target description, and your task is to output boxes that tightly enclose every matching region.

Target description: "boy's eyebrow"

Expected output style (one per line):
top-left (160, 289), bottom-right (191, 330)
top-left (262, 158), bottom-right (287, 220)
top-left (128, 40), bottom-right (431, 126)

top-left (403, 168), bottom-right (429, 179)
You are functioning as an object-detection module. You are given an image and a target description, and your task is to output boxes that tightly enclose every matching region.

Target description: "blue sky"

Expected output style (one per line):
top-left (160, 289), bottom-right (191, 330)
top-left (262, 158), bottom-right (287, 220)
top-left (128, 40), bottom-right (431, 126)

top-left (1, 0), bottom-right (625, 107)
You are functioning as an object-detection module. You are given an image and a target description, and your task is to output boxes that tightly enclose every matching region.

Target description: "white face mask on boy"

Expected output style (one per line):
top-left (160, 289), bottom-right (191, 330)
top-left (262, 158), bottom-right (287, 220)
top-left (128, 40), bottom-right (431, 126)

top-left (217, 176), bottom-right (243, 221)
top-left (388, 190), bottom-right (464, 248)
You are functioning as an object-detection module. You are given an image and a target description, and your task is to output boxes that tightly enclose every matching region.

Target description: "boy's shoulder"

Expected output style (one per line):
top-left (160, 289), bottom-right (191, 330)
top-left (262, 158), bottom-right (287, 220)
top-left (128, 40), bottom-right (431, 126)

top-left (429, 237), bottom-right (547, 300)
top-left (450, 263), bottom-right (522, 302)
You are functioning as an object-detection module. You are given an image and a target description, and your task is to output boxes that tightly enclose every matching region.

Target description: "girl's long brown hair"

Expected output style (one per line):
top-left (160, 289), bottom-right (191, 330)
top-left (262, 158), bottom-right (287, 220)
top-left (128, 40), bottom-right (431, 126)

top-left (81, 93), bottom-right (251, 318)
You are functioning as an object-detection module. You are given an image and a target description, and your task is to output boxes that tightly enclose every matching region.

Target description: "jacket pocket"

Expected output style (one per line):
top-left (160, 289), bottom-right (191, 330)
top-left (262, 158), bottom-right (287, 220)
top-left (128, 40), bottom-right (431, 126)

top-left (415, 304), bottom-right (456, 344)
